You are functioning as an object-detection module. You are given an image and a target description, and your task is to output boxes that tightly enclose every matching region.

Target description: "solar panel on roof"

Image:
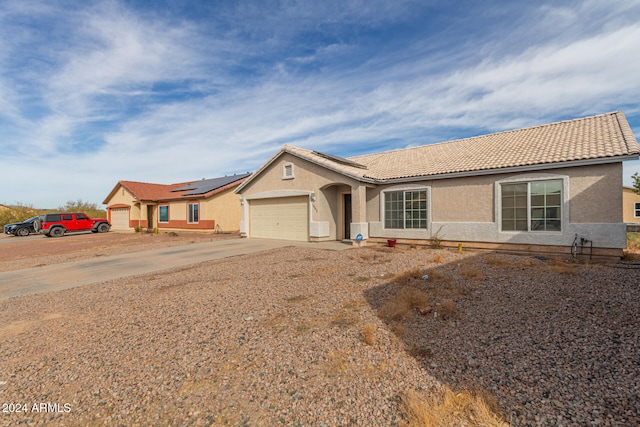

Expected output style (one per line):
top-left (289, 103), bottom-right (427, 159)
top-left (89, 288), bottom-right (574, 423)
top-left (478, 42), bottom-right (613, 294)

top-left (172, 183), bottom-right (198, 192)
top-left (178, 173), bottom-right (251, 196)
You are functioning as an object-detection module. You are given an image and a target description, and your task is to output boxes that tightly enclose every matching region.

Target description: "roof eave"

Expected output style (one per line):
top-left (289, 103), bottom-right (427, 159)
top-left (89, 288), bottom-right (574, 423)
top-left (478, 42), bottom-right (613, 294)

top-left (235, 147), bottom-right (377, 194)
top-left (379, 155), bottom-right (640, 184)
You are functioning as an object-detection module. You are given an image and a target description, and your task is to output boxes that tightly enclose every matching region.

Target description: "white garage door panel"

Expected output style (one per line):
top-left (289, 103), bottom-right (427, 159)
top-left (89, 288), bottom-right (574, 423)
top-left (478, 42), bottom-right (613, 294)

top-left (110, 208), bottom-right (130, 230)
top-left (249, 197), bottom-right (308, 241)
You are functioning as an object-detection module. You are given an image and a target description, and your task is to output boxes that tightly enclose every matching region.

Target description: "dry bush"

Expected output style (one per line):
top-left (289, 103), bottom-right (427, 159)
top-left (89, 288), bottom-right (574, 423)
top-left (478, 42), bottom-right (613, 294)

top-left (429, 282), bottom-right (471, 300)
top-left (546, 258), bottom-right (578, 275)
top-left (622, 250), bottom-right (640, 261)
top-left (343, 298), bottom-right (369, 311)
top-left (424, 269), bottom-right (453, 285)
top-left (395, 269), bottom-right (425, 286)
top-left (483, 255), bottom-right (511, 266)
top-left (627, 232), bottom-right (640, 251)
top-left (435, 299), bottom-right (458, 320)
top-left (401, 387), bottom-right (508, 427)
top-left (330, 310), bottom-right (359, 328)
top-left (409, 345), bottom-right (433, 358)
top-left (325, 351), bottom-right (349, 374)
top-left (361, 323), bottom-right (376, 345)
top-left (459, 264), bottom-right (486, 280)
top-left (390, 320), bottom-right (407, 338)
top-left (378, 287), bottom-right (429, 321)
top-left (430, 253), bottom-right (445, 264)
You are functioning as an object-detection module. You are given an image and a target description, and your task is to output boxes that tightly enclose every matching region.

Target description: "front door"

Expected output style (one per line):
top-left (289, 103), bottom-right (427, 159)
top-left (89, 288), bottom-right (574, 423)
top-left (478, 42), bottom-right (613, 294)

top-left (147, 205), bottom-right (154, 230)
top-left (343, 193), bottom-right (352, 240)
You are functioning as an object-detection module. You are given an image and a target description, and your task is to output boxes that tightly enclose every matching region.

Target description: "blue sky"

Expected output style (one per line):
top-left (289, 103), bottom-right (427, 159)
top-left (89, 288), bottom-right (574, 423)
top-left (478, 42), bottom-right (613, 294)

top-left (1, 0), bottom-right (640, 208)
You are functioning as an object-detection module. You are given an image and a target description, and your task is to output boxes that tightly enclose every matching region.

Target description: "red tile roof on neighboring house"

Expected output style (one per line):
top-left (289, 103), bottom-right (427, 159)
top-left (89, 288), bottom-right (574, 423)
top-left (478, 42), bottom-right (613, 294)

top-left (104, 174), bottom-right (250, 205)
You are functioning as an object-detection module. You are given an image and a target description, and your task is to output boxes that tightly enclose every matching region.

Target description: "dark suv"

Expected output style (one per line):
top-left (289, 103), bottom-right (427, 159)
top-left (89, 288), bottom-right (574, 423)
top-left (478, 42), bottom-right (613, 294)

top-left (3, 216), bottom-right (39, 236)
top-left (34, 213), bottom-right (111, 237)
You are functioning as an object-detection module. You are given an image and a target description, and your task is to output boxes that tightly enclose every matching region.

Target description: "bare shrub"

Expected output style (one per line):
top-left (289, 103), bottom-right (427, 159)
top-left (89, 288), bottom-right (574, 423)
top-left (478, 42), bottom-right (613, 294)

top-left (394, 269), bottom-right (424, 286)
top-left (430, 253), bottom-right (445, 264)
top-left (459, 264), bottom-right (486, 280)
top-left (325, 351), bottom-right (349, 375)
top-left (622, 250), bottom-right (640, 261)
top-left (330, 310), bottom-right (359, 328)
top-left (547, 258), bottom-right (578, 275)
top-left (401, 386), bottom-right (508, 427)
top-left (390, 320), bottom-right (407, 338)
top-left (424, 269), bottom-right (453, 285)
top-left (436, 299), bottom-right (458, 320)
top-left (378, 287), bottom-right (429, 321)
top-left (361, 323), bottom-right (376, 346)
top-left (483, 255), bottom-right (511, 266)
top-left (409, 345), bottom-right (432, 358)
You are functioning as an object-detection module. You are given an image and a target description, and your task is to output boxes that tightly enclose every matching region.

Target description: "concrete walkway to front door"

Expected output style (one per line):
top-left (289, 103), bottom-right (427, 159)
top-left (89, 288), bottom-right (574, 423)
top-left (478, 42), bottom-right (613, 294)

top-left (0, 239), bottom-right (353, 300)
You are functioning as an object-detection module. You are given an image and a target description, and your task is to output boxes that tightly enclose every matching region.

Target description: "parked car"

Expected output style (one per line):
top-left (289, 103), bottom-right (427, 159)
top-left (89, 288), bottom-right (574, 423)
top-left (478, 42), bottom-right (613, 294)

top-left (3, 216), bottom-right (39, 236)
top-left (34, 213), bottom-right (111, 237)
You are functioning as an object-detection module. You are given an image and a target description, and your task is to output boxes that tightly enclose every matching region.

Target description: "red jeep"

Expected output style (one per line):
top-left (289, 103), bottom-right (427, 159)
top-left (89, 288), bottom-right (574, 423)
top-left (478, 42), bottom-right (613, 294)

top-left (34, 213), bottom-right (111, 237)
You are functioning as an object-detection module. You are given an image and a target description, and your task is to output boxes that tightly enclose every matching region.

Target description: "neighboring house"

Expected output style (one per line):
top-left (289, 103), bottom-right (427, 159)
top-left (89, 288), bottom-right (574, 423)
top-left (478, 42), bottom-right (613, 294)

top-left (235, 112), bottom-right (640, 258)
top-left (103, 173), bottom-right (251, 232)
top-left (623, 186), bottom-right (640, 224)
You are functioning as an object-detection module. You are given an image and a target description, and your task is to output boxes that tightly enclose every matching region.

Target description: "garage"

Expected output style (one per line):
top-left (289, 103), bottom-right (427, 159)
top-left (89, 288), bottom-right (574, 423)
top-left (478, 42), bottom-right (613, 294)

top-left (249, 196), bottom-right (308, 241)
top-left (109, 208), bottom-right (130, 230)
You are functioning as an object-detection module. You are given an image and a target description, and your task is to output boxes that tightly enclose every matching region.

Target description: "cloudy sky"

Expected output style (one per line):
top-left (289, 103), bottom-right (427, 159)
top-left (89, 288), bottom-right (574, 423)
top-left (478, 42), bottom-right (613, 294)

top-left (1, 0), bottom-right (640, 208)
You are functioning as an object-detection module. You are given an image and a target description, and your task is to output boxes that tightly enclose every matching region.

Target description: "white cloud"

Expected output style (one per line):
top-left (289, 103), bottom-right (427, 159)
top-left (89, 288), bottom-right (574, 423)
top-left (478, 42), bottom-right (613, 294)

top-left (1, 0), bottom-right (640, 207)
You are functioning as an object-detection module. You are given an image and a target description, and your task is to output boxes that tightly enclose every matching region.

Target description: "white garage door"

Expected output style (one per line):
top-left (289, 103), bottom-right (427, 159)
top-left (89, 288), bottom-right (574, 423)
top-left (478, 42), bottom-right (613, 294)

top-left (110, 208), bottom-right (130, 230)
top-left (249, 197), bottom-right (308, 241)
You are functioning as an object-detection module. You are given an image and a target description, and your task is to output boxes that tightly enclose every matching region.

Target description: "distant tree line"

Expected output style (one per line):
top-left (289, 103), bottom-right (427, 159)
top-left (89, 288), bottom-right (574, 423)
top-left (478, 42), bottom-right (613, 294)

top-left (0, 200), bottom-right (106, 228)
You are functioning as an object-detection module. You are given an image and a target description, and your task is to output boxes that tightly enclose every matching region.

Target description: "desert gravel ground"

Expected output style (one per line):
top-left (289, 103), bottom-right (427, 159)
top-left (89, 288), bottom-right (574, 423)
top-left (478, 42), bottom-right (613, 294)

top-left (0, 234), bottom-right (639, 426)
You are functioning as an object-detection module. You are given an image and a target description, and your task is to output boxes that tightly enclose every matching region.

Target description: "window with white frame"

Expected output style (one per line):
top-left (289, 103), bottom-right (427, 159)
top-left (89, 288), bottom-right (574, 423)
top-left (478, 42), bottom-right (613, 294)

top-left (635, 202), bottom-right (640, 218)
top-left (282, 163), bottom-right (294, 179)
top-left (384, 190), bottom-right (427, 229)
top-left (159, 205), bottom-right (169, 223)
top-left (188, 203), bottom-right (199, 224)
top-left (501, 179), bottom-right (562, 232)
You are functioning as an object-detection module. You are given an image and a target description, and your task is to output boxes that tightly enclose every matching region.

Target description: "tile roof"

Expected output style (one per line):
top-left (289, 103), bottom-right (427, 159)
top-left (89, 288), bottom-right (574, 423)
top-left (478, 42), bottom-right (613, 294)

top-left (278, 112), bottom-right (640, 182)
top-left (105, 174), bottom-right (250, 204)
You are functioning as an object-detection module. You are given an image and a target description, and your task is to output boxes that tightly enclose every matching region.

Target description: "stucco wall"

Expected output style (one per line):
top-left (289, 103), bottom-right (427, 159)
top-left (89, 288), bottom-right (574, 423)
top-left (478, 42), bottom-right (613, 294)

top-left (240, 153), bottom-right (360, 195)
top-left (367, 162), bottom-right (626, 248)
top-left (623, 187), bottom-right (640, 223)
top-left (565, 162), bottom-right (622, 223)
top-left (105, 186), bottom-right (141, 222)
top-left (239, 153), bottom-right (361, 240)
top-left (209, 187), bottom-right (243, 232)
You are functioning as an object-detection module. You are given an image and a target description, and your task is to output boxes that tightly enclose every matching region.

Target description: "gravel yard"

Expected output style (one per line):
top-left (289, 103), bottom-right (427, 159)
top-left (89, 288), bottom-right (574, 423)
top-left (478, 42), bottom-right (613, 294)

top-left (0, 237), bottom-right (638, 426)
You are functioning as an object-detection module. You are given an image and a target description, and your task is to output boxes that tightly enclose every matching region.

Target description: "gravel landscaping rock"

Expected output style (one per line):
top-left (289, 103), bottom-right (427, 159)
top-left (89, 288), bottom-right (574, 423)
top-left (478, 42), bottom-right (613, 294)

top-left (0, 244), bottom-right (638, 426)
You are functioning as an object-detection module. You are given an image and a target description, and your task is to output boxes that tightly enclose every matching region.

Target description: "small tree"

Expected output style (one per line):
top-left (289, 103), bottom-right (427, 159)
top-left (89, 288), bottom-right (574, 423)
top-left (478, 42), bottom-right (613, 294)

top-left (633, 172), bottom-right (640, 195)
top-left (58, 199), bottom-right (106, 217)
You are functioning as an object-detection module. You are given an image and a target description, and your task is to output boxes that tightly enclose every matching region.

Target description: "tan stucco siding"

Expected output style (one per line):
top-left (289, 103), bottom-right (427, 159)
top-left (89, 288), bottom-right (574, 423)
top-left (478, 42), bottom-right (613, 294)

top-left (208, 187), bottom-right (242, 231)
top-left (564, 162), bottom-right (622, 223)
top-left (431, 176), bottom-right (495, 222)
top-left (240, 154), bottom-right (362, 240)
top-left (367, 176), bottom-right (495, 224)
top-left (105, 186), bottom-right (136, 206)
top-left (105, 186), bottom-right (140, 224)
top-left (240, 153), bottom-right (360, 195)
top-left (623, 187), bottom-right (640, 223)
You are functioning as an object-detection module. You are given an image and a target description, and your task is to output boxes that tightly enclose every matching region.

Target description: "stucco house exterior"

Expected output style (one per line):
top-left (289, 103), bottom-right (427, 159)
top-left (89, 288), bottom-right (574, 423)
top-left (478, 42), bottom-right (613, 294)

top-left (235, 112), bottom-right (639, 258)
top-left (623, 186), bottom-right (640, 224)
top-left (103, 173), bottom-right (251, 232)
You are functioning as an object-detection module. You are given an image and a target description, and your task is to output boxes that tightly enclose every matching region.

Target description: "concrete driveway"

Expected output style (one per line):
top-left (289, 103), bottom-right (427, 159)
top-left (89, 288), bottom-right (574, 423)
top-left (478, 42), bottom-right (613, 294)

top-left (0, 239), bottom-right (352, 300)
